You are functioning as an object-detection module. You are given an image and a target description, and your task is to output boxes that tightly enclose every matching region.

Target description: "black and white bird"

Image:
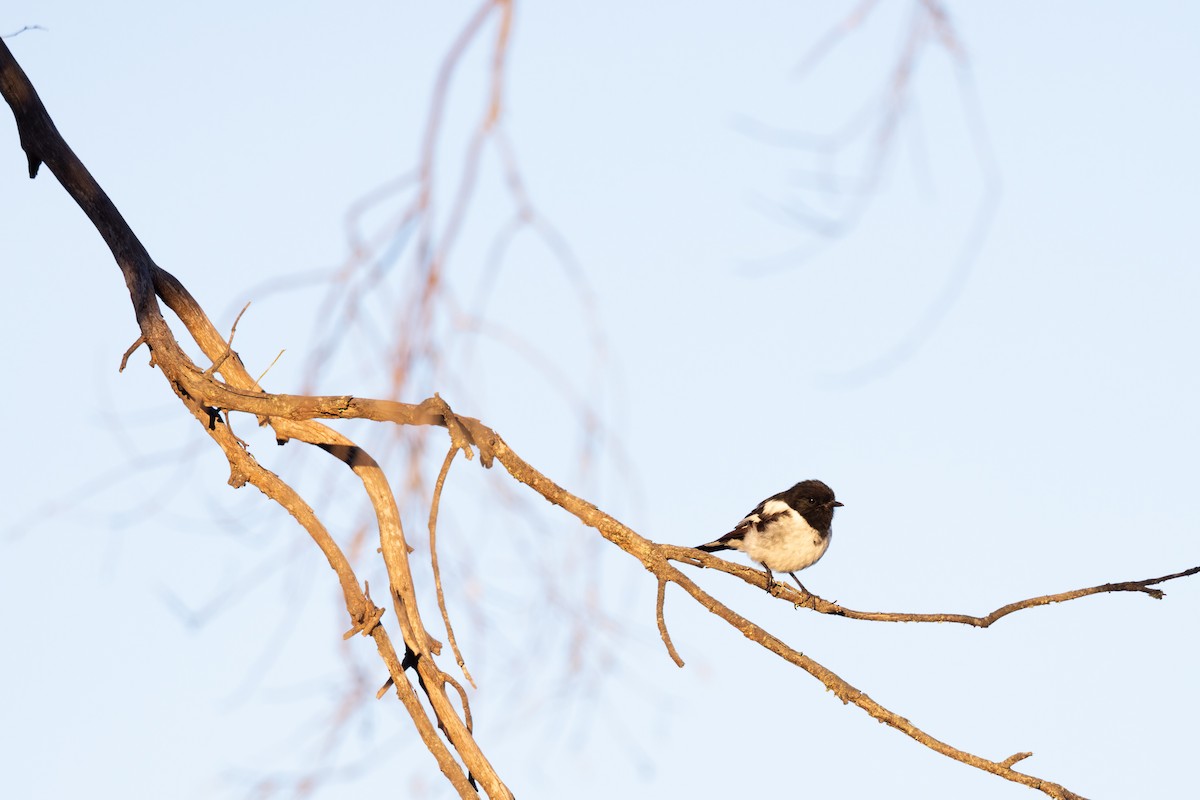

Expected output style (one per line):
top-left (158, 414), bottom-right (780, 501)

top-left (696, 479), bottom-right (843, 594)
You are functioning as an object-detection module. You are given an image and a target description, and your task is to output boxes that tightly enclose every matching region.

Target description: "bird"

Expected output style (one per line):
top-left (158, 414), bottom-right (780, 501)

top-left (696, 479), bottom-right (843, 594)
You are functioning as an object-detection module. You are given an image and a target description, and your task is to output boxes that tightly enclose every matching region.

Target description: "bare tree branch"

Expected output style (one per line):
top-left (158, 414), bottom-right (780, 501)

top-left (664, 546), bottom-right (1200, 626)
top-left (0, 38), bottom-right (507, 800)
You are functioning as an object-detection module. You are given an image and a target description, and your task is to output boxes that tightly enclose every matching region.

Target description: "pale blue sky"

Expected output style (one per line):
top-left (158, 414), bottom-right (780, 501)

top-left (3, 3), bottom-right (1198, 799)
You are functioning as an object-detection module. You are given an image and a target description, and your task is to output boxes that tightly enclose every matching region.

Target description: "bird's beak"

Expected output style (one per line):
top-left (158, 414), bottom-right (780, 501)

top-left (832, 501), bottom-right (844, 507)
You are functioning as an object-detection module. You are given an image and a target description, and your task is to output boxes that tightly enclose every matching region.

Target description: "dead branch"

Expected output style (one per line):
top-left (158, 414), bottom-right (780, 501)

top-left (664, 546), bottom-right (1200, 626)
top-left (0, 38), bottom-right (507, 800)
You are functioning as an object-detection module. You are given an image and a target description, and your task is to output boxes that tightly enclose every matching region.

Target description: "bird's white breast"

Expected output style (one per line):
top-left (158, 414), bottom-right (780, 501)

top-left (738, 500), bottom-right (831, 573)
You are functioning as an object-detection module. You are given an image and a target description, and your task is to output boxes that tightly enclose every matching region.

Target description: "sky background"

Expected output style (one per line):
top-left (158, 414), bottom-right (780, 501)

top-left (2, 2), bottom-right (1198, 799)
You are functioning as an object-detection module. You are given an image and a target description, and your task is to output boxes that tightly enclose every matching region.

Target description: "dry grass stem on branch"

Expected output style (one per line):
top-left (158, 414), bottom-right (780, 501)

top-left (5, 31), bottom-right (1195, 800)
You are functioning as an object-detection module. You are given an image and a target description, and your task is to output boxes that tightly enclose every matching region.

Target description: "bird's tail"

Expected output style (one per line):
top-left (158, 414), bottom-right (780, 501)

top-left (695, 530), bottom-right (743, 552)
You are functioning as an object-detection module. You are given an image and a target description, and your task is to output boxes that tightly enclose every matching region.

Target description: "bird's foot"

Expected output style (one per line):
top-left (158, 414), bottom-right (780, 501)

top-left (787, 573), bottom-right (812, 596)
top-left (762, 569), bottom-right (782, 596)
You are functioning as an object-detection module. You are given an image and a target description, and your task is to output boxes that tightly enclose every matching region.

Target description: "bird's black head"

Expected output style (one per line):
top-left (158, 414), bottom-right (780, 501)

top-left (784, 479), bottom-right (843, 532)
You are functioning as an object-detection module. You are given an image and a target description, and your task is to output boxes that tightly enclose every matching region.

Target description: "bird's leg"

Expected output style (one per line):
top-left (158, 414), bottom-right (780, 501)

top-left (787, 572), bottom-right (810, 595)
top-left (762, 565), bottom-right (779, 595)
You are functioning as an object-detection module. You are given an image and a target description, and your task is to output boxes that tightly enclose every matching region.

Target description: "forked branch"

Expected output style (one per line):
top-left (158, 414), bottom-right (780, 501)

top-left (0, 38), bottom-right (507, 800)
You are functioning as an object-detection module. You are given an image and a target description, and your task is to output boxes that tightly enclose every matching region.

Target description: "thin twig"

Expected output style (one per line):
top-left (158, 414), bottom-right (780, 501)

top-left (656, 578), bottom-right (684, 668)
top-left (429, 445), bottom-right (476, 687)
top-left (2, 25), bottom-right (47, 39)
top-left (1002, 752), bottom-right (1035, 768)
top-left (442, 670), bottom-right (474, 733)
top-left (119, 335), bottom-right (146, 372)
top-left (203, 300), bottom-right (250, 377)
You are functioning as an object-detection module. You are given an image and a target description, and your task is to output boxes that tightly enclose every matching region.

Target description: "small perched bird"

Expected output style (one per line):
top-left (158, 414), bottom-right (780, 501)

top-left (696, 479), bottom-right (843, 594)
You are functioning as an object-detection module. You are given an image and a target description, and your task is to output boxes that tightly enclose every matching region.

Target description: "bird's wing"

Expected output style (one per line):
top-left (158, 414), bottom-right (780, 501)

top-left (754, 498), bottom-right (794, 527)
top-left (697, 497), bottom-right (790, 551)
